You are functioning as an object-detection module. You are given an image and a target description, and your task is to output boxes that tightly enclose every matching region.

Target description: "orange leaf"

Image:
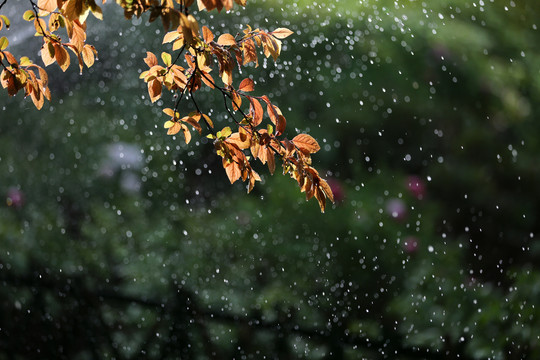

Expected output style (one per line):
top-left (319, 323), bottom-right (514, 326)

top-left (249, 97), bottom-right (263, 126)
top-left (41, 42), bottom-right (55, 66)
top-left (231, 90), bottom-right (242, 111)
top-left (181, 124), bottom-right (192, 144)
top-left (70, 20), bottom-right (86, 53)
top-left (271, 27), bottom-right (294, 39)
top-left (167, 122), bottom-right (181, 135)
top-left (292, 134), bottom-right (320, 154)
top-left (81, 44), bottom-right (95, 68)
top-left (217, 33), bottom-right (236, 46)
top-left (148, 78), bottom-right (162, 102)
top-left (182, 116), bottom-right (202, 134)
top-left (163, 108), bottom-right (176, 118)
top-left (38, 0), bottom-right (58, 12)
top-left (202, 26), bottom-right (214, 43)
top-left (224, 160), bottom-right (242, 184)
top-left (144, 52), bottom-right (158, 68)
top-left (318, 178), bottom-right (335, 203)
top-left (238, 78), bottom-right (254, 92)
top-left (163, 30), bottom-right (181, 44)
top-left (202, 113), bottom-right (214, 128)
top-left (54, 44), bottom-right (70, 71)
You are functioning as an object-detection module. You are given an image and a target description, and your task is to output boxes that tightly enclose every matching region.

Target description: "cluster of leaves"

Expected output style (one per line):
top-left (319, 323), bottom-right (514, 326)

top-left (0, 0), bottom-right (333, 211)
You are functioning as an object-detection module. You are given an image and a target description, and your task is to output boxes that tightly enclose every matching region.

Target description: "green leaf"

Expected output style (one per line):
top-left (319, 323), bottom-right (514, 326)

top-left (161, 52), bottom-right (172, 67)
top-left (0, 36), bottom-right (8, 51)
top-left (23, 10), bottom-right (35, 21)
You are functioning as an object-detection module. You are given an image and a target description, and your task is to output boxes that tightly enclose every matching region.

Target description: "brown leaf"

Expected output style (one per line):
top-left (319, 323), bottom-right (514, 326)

top-left (202, 26), bottom-right (214, 43)
top-left (182, 116), bottom-right (202, 134)
top-left (275, 115), bottom-right (286, 136)
top-left (265, 150), bottom-right (275, 175)
top-left (54, 44), bottom-right (70, 72)
top-left (292, 134), bottom-right (320, 154)
top-left (144, 51), bottom-right (158, 68)
top-left (231, 90), bottom-right (242, 111)
top-left (202, 113), bottom-right (214, 129)
top-left (318, 178), bottom-right (335, 203)
top-left (224, 160), bottom-right (242, 184)
top-left (30, 84), bottom-right (44, 109)
top-left (315, 186), bottom-right (326, 213)
top-left (148, 78), bottom-right (162, 102)
top-left (242, 39), bottom-right (257, 66)
top-left (249, 97), bottom-right (263, 126)
top-left (238, 77), bottom-right (254, 92)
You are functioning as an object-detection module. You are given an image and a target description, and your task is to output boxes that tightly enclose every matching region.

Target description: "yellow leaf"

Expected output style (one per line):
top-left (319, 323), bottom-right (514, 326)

top-left (0, 36), bottom-right (8, 51)
top-left (164, 120), bottom-right (175, 128)
top-left (23, 10), bottom-right (35, 21)
top-left (163, 108), bottom-right (175, 118)
top-left (0, 15), bottom-right (11, 31)
top-left (19, 56), bottom-right (32, 66)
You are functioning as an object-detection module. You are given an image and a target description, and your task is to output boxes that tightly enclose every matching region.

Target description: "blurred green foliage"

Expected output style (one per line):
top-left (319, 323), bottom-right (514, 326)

top-left (1, 0), bottom-right (540, 359)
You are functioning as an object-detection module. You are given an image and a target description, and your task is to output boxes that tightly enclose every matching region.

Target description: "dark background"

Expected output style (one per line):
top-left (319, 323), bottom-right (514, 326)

top-left (1, 0), bottom-right (540, 358)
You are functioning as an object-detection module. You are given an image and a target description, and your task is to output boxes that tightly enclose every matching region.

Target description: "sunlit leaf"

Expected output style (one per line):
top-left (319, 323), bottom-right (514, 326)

top-left (0, 37), bottom-right (8, 51)
top-left (202, 26), bottom-right (214, 43)
top-left (148, 78), bottom-right (162, 102)
top-left (167, 122), bottom-right (181, 135)
top-left (217, 33), bottom-right (236, 46)
top-left (144, 52), bottom-right (158, 68)
top-left (161, 52), bottom-right (172, 66)
top-left (164, 120), bottom-right (175, 128)
top-left (38, 0), bottom-right (58, 12)
top-left (271, 27), bottom-right (294, 39)
top-left (292, 134), bottom-right (320, 154)
top-left (238, 78), bottom-right (254, 92)
top-left (23, 10), bottom-right (36, 21)
top-left (0, 15), bottom-right (10, 30)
